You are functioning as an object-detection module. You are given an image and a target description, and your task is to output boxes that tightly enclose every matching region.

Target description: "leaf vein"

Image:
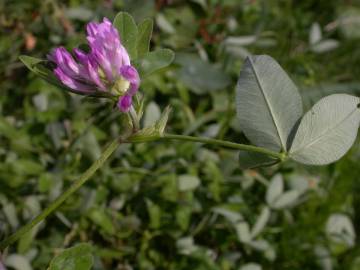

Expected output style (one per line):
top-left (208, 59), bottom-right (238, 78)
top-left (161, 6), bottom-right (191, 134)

top-left (248, 57), bottom-right (286, 150)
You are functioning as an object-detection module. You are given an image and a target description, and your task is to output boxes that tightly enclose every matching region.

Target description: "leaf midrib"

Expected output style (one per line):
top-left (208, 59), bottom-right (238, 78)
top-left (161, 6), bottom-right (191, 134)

top-left (290, 107), bottom-right (359, 156)
top-left (248, 57), bottom-right (286, 150)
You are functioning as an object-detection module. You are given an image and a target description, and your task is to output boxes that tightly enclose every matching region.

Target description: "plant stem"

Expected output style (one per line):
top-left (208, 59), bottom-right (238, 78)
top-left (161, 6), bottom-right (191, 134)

top-left (0, 137), bottom-right (121, 251)
top-left (129, 133), bottom-right (284, 160)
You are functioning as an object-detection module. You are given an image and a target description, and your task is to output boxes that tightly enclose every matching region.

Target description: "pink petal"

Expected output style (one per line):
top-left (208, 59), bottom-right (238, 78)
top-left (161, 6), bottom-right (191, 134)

top-left (54, 67), bottom-right (93, 93)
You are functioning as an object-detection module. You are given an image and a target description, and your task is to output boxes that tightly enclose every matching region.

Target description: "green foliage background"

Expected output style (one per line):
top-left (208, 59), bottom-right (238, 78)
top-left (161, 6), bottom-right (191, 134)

top-left (1, 0), bottom-right (360, 269)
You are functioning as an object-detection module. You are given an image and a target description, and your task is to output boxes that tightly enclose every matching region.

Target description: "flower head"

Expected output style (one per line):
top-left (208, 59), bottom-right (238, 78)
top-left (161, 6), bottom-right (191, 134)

top-left (47, 18), bottom-right (140, 112)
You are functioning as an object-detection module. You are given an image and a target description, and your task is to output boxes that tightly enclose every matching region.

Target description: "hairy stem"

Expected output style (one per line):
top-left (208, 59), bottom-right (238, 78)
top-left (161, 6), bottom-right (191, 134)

top-left (0, 137), bottom-right (121, 251)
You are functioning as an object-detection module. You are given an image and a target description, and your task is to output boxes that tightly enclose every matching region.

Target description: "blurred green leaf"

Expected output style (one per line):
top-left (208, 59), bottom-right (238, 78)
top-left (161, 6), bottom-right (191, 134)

top-left (240, 263), bottom-right (262, 270)
top-left (65, 7), bottom-right (93, 21)
top-left (159, 6), bottom-right (198, 48)
top-left (271, 190), bottom-right (300, 209)
top-left (114, 12), bottom-right (139, 59)
top-left (88, 209), bottom-right (115, 235)
top-left (251, 206), bottom-right (270, 238)
top-left (178, 175), bottom-right (200, 191)
top-left (146, 199), bottom-right (162, 229)
top-left (326, 213), bottom-right (356, 254)
top-left (301, 82), bottom-right (360, 110)
top-left (160, 174), bottom-right (178, 202)
top-left (176, 205), bottom-right (192, 230)
top-left (123, 0), bottom-right (156, 21)
top-left (311, 39), bottom-right (339, 53)
top-left (136, 18), bottom-right (153, 58)
top-left (143, 101), bottom-right (161, 127)
top-left (48, 243), bottom-right (94, 270)
top-left (235, 221), bottom-right (251, 243)
top-left (309, 22), bottom-right (322, 45)
top-left (5, 255), bottom-right (32, 270)
top-left (77, 131), bottom-right (101, 161)
top-left (0, 117), bottom-right (18, 138)
top-left (176, 53), bottom-right (231, 95)
top-left (176, 237), bottom-right (198, 255)
top-left (338, 7), bottom-right (360, 39)
top-left (2, 202), bottom-right (19, 229)
top-left (13, 159), bottom-right (44, 176)
top-left (17, 225), bottom-right (40, 254)
top-left (212, 207), bottom-right (243, 224)
top-left (266, 174), bottom-right (283, 206)
top-left (134, 49), bottom-right (175, 77)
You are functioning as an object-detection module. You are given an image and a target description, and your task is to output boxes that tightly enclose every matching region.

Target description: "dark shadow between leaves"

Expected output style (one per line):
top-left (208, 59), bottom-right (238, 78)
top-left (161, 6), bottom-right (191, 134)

top-left (286, 117), bottom-right (302, 152)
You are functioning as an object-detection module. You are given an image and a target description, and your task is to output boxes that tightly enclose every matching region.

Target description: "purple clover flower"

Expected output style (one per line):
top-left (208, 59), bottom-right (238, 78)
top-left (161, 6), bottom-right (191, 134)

top-left (47, 18), bottom-right (140, 112)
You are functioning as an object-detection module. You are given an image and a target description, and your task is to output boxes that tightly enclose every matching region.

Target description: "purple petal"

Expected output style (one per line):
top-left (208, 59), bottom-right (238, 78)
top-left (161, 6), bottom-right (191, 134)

top-left (119, 45), bottom-right (130, 66)
top-left (86, 22), bottom-right (99, 37)
top-left (48, 17), bottom-right (141, 98)
top-left (48, 47), bottom-right (79, 78)
top-left (54, 67), bottom-right (93, 93)
top-left (86, 17), bottom-right (131, 82)
top-left (92, 48), bottom-right (114, 81)
top-left (103, 17), bottom-right (112, 25)
top-left (117, 95), bottom-right (132, 112)
top-left (85, 59), bottom-right (106, 90)
top-left (120, 65), bottom-right (140, 95)
top-left (73, 48), bottom-right (89, 64)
